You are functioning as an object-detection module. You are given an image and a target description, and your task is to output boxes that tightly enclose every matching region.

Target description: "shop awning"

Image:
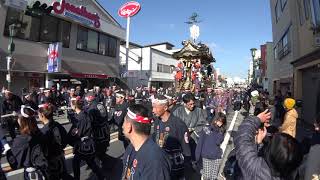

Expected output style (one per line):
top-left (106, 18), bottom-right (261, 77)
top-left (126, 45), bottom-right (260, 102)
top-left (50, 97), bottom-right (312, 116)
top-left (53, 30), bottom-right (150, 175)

top-left (61, 59), bottom-right (118, 78)
top-left (0, 51), bottom-right (47, 73)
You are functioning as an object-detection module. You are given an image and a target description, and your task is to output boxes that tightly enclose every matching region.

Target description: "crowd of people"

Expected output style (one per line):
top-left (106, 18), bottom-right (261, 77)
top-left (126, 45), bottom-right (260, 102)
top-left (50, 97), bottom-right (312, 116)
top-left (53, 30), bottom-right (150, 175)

top-left (0, 85), bottom-right (318, 180)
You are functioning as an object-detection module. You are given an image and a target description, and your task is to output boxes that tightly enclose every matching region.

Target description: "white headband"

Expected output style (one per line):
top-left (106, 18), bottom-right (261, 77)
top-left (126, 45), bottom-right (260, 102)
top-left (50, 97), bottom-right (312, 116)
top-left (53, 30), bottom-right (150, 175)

top-left (164, 95), bottom-right (173, 100)
top-left (116, 93), bottom-right (125, 98)
top-left (127, 108), bottom-right (150, 124)
top-left (20, 105), bottom-right (35, 118)
top-left (152, 98), bottom-right (168, 105)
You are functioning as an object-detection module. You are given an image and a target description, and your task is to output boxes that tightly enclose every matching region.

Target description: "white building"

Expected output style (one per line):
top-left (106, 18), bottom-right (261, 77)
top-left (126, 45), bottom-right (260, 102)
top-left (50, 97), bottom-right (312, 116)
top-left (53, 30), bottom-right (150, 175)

top-left (119, 42), bottom-right (179, 89)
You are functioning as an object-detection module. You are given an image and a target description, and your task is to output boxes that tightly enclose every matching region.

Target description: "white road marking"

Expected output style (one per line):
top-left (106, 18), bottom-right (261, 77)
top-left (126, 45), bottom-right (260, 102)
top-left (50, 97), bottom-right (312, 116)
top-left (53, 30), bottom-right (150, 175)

top-left (220, 110), bottom-right (239, 155)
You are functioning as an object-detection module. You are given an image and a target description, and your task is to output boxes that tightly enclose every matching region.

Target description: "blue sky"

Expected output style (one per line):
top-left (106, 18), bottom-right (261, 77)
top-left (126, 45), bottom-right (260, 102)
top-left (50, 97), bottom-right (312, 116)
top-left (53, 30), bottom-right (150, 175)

top-left (99, 0), bottom-right (272, 78)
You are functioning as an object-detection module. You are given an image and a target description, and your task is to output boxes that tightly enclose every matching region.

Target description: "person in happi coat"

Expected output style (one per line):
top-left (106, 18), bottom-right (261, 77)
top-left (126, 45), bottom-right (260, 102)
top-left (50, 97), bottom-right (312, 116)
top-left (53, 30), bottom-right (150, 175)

top-left (67, 97), bottom-right (105, 180)
top-left (152, 95), bottom-right (192, 180)
top-left (111, 91), bottom-right (130, 149)
top-left (84, 92), bottom-right (110, 166)
top-left (122, 104), bottom-right (171, 180)
top-left (38, 103), bottom-right (72, 180)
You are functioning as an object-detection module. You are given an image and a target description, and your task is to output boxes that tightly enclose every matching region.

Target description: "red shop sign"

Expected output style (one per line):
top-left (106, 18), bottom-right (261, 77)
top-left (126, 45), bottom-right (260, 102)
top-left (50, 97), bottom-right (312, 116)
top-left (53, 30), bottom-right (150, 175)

top-left (118, 1), bottom-right (141, 18)
top-left (53, 0), bottom-right (101, 28)
top-left (71, 73), bottom-right (108, 79)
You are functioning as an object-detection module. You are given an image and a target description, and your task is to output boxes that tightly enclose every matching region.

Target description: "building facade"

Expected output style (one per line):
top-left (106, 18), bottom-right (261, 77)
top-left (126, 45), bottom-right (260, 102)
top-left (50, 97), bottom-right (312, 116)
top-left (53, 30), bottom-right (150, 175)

top-left (270, 0), bottom-right (320, 124)
top-left (260, 42), bottom-right (274, 96)
top-left (270, 0), bottom-right (298, 95)
top-left (119, 42), bottom-right (178, 89)
top-left (0, 0), bottom-right (125, 95)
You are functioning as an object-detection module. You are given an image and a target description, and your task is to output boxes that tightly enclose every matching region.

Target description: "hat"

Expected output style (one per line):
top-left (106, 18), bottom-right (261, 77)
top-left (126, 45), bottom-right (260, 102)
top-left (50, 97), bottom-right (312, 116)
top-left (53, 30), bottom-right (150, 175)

top-left (284, 98), bottom-right (296, 110)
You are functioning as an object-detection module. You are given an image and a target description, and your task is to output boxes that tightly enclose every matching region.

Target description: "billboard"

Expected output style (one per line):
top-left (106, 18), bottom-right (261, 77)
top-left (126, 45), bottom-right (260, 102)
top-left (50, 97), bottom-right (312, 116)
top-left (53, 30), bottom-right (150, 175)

top-left (47, 42), bottom-right (62, 73)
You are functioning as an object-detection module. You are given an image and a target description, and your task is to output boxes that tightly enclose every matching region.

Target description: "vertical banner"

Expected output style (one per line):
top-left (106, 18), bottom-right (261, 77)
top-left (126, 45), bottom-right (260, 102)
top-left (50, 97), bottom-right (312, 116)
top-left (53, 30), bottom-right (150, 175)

top-left (47, 42), bottom-right (62, 73)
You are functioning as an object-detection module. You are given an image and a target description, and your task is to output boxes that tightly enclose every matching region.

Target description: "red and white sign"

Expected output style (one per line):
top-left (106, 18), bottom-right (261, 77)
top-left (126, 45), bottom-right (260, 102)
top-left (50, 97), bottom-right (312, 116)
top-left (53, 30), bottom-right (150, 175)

top-left (118, 1), bottom-right (141, 18)
top-left (71, 73), bottom-right (108, 79)
top-left (53, 0), bottom-right (100, 28)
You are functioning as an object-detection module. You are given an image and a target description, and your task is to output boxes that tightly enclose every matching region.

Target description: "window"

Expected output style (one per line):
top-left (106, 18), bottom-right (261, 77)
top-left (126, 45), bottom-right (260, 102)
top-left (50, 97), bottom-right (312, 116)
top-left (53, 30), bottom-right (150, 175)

top-left (311, 0), bottom-right (320, 26)
top-left (108, 37), bottom-right (117, 57)
top-left (157, 64), bottom-right (162, 72)
top-left (4, 7), bottom-right (70, 47)
top-left (281, 0), bottom-right (287, 9)
top-left (40, 15), bottom-right (58, 42)
top-left (99, 34), bottom-right (109, 55)
top-left (57, 21), bottom-right (71, 48)
top-left (4, 8), bottom-right (41, 41)
top-left (76, 26), bottom-right (88, 50)
top-left (77, 25), bottom-right (118, 57)
top-left (274, 46), bottom-right (278, 60)
top-left (277, 29), bottom-right (290, 59)
top-left (304, 0), bottom-right (310, 20)
top-left (87, 30), bottom-right (98, 53)
top-left (157, 64), bottom-right (173, 73)
top-left (275, 0), bottom-right (281, 22)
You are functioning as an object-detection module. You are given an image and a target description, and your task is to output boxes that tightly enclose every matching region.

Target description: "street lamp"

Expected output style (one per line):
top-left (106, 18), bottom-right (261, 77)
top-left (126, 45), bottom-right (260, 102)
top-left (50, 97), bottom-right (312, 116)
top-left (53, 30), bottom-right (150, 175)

top-left (250, 48), bottom-right (257, 85)
top-left (6, 23), bottom-right (20, 91)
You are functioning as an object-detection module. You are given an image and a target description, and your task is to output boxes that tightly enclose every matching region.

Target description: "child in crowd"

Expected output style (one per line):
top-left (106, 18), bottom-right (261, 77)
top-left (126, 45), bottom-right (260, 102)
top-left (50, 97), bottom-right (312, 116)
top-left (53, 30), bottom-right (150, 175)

top-left (195, 112), bottom-right (227, 180)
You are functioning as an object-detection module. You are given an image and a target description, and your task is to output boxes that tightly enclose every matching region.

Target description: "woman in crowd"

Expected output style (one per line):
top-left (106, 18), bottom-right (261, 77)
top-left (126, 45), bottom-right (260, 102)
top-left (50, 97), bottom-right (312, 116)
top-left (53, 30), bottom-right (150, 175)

top-left (234, 110), bottom-right (303, 180)
top-left (279, 98), bottom-right (298, 138)
top-left (38, 103), bottom-right (71, 180)
top-left (195, 112), bottom-right (227, 180)
top-left (3, 105), bottom-right (48, 180)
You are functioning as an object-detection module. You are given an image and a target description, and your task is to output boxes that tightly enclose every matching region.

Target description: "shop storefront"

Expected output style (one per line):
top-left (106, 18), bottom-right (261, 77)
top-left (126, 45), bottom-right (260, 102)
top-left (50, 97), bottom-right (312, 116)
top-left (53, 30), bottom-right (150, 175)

top-left (292, 49), bottom-right (320, 124)
top-left (0, 0), bottom-right (125, 95)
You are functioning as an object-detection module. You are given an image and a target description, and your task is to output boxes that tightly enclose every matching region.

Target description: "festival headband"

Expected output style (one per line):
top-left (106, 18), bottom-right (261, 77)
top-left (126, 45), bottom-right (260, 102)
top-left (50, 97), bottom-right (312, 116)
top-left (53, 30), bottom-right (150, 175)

top-left (164, 95), bottom-right (173, 100)
top-left (152, 97), bottom-right (168, 105)
top-left (115, 93), bottom-right (125, 98)
top-left (127, 108), bottom-right (151, 124)
top-left (85, 95), bottom-right (95, 101)
top-left (20, 105), bottom-right (35, 118)
top-left (71, 96), bottom-right (82, 101)
top-left (38, 103), bottom-right (49, 109)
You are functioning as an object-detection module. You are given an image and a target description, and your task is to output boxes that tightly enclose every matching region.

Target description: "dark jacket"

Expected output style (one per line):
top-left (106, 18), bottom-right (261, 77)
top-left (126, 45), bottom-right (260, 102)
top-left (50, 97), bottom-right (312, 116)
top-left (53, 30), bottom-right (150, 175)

top-left (304, 144), bottom-right (320, 180)
top-left (195, 125), bottom-right (224, 161)
top-left (234, 116), bottom-right (281, 180)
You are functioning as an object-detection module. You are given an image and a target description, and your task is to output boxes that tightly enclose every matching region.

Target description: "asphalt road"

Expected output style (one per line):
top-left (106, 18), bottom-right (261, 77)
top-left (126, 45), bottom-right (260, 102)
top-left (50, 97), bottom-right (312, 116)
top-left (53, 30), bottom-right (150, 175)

top-left (4, 109), bottom-right (245, 180)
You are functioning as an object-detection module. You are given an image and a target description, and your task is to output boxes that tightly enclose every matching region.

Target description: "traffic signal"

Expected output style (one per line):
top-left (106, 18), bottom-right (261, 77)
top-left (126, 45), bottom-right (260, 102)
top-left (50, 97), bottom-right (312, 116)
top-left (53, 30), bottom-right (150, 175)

top-left (25, 1), bottom-right (53, 17)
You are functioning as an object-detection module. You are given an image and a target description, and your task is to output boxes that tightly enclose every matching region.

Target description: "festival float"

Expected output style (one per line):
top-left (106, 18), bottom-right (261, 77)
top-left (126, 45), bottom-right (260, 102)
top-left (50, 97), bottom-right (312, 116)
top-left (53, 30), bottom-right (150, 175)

top-left (172, 13), bottom-right (215, 92)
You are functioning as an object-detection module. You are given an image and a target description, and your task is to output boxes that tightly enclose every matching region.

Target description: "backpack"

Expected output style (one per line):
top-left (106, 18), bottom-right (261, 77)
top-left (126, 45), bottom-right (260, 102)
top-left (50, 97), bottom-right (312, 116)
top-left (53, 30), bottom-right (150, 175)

top-left (223, 148), bottom-right (242, 180)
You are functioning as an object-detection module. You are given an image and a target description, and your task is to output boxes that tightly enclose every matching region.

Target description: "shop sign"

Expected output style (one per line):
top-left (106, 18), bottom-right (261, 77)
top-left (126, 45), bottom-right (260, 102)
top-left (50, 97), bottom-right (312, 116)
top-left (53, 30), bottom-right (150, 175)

top-left (4, 0), bottom-right (27, 11)
top-left (71, 73), bottom-right (108, 79)
top-left (47, 42), bottom-right (62, 73)
top-left (118, 1), bottom-right (141, 18)
top-left (53, 0), bottom-right (100, 28)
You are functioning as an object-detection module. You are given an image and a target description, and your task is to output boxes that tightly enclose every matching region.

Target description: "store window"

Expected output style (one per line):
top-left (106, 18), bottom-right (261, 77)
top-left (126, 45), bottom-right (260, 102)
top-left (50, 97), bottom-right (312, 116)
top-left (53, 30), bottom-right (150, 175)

top-left (77, 25), bottom-right (118, 57)
top-left (77, 26), bottom-right (88, 50)
top-left (40, 15), bottom-right (58, 42)
top-left (99, 34), bottom-right (109, 55)
top-left (87, 30), bottom-right (98, 53)
top-left (58, 21), bottom-right (71, 48)
top-left (108, 37), bottom-right (117, 57)
top-left (4, 7), bottom-right (70, 47)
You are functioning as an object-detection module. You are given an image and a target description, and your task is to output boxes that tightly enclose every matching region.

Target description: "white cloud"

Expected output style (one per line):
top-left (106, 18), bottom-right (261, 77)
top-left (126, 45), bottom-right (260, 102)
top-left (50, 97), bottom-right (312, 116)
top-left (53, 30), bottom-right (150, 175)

top-left (208, 42), bottom-right (231, 54)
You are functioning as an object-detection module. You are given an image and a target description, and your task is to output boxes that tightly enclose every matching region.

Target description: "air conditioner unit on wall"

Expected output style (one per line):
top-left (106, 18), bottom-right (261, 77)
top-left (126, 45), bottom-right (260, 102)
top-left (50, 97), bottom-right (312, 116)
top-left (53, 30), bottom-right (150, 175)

top-left (315, 36), bottom-right (320, 47)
